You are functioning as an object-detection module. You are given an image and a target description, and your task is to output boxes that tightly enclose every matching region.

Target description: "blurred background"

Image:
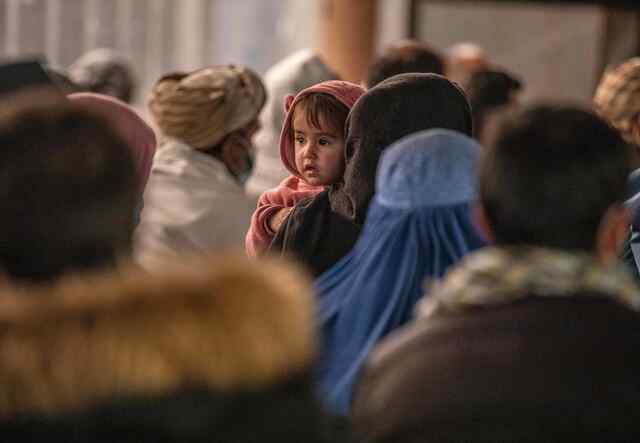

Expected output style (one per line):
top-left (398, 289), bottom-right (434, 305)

top-left (0, 0), bottom-right (638, 106)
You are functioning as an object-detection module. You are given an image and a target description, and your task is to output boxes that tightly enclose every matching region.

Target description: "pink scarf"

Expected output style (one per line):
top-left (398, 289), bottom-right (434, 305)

top-left (68, 92), bottom-right (156, 192)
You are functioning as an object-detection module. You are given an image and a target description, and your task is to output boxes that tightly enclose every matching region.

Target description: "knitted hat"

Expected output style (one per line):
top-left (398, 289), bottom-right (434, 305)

top-left (594, 58), bottom-right (640, 141)
top-left (148, 65), bottom-right (266, 150)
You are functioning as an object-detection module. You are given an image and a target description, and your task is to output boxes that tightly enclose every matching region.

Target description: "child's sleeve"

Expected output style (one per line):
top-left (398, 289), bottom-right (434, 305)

top-left (245, 189), bottom-right (287, 257)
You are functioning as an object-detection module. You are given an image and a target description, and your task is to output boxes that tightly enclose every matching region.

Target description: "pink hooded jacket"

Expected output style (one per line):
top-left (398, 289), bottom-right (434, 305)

top-left (245, 80), bottom-right (365, 257)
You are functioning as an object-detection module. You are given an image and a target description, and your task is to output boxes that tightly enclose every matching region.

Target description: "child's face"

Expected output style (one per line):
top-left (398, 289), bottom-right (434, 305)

top-left (292, 107), bottom-right (345, 186)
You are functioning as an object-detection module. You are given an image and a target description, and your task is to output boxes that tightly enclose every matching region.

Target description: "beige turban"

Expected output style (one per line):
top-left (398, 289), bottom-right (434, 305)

top-left (148, 65), bottom-right (266, 150)
top-left (594, 58), bottom-right (640, 142)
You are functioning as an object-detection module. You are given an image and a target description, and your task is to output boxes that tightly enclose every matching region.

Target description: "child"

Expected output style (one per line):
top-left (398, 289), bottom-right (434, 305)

top-left (246, 80), bottom-right (365, 257)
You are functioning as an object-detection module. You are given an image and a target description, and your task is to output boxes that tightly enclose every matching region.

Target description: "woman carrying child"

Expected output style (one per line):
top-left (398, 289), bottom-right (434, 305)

top-left (246, 80), bottom-right (365, 257)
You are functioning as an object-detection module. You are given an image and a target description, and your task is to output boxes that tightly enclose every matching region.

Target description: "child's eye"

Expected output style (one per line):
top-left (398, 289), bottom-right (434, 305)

top-left (319, 138), bottom-right (332, 146)
top-left (295, 136), bottom-right (305, 144)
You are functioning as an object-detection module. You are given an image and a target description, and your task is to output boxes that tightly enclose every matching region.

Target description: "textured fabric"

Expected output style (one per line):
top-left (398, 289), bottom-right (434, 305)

top-left (352, 247), bottom-right (640, 443)
top-left (315, 130), bottom-right (485, 416)
top-left (0, 254), bottom-right (330, 443)
top-left (374, 130), bottom-right (478, 208)
top-left (134, 139), bottom-right (254, 270)
top-left (246, 50), bottom-right (338, 197)
top-left (148, 65), bottom-right (266, 150)
top-left (419, 246), bottom-right (640, 317)
top-left (68, 92), bottom-right (156, 192)
top-left (268, 191), bottom-right (360, 277)
top-left (246, 176), bottom-right (322, 257)
top-left (594, 57), bottom-right (640, 142)
top-left (246, 81), bottom-right (365, 257)
top-left (353, 298), bottom-right (640, 443)
top-left (270, 73), bottom-right (473, 276)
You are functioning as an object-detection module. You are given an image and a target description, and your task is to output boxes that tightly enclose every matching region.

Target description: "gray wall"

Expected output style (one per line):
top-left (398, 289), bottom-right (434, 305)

top-left (416, 1), bottom-right (604, 103)
top-left (2, 1), bottom-right (624, 105)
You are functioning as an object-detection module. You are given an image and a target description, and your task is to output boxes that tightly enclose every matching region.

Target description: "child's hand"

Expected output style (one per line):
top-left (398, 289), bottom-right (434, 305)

top-left (269, 207), bottom-right (293, 233)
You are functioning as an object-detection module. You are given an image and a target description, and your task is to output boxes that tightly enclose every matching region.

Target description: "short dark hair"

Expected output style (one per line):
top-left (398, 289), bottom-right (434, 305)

top-left (466, 69), bottom-right (523, 140)
top-left (480, 105), bottom-right (629, 251)
top-left (366, 41), bottom-right (444, 88)
top-left (292, 92), bottom-right (349, 136)
top-left (0, 91), bottom-right (137, 282)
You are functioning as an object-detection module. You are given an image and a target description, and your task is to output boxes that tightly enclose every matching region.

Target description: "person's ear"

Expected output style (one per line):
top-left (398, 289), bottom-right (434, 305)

top-left (473, 202), bottom-right (495, 244)
top-left (221, 133), bottom-right (252, 177)
top-left (595, 204), bottom-right (629, 265)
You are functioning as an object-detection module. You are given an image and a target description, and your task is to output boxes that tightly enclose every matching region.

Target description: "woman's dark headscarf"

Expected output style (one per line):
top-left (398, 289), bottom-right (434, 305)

top-left (315, 129), bottom-right (485, 416)
top-left (270, 73), bottom-right (473, 276)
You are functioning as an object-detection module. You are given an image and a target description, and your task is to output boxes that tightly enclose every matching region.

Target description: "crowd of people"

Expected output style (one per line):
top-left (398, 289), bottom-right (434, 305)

top-left (0, 34), bottom-right (638, 442)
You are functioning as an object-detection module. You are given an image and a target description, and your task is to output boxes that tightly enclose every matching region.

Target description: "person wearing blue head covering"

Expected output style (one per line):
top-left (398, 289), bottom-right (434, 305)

top-left (315, 129), bottom-right (486, 416)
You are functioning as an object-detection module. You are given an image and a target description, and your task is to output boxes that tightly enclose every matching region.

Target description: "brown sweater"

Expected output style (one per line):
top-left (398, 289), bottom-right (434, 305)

top-left (352, 295), bottom-right (640, 443)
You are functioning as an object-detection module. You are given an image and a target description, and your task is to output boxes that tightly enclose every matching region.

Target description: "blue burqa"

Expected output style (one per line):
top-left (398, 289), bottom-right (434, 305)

top-left (315, 129), bottom-right (486, 415)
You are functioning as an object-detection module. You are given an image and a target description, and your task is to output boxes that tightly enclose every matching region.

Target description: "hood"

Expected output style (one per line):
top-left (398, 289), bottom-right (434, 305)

top-left (246, 49), bottom-right (338, 196)
top-left (332, 73), bottom-right (473, 224)
top-left (279, 80), bottom-right (366, 179)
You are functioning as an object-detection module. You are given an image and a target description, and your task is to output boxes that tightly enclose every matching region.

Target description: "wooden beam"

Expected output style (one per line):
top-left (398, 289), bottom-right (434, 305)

top-left (316, 0), bottom-right (377, 83)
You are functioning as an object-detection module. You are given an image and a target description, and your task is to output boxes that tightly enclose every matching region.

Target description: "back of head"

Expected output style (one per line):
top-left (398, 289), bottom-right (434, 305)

top-left (446, 42), bottom-right (489, 85)
top-left (366, 40), bottom-right (444, 88)
top-left (339, 73), bottom-right (473, 223)
top-left (0, 90), bottom-right (137, 283)
top-left (68, 48), bottom-right (135, 103)
top-left (480, 104), bottom-right (629, 251)
top-left (0, 255), bottom-right (325, 442)
top-left (466, 68), bottom-right (523, 140)
top-left (148, 65), bottom-right (266, 151)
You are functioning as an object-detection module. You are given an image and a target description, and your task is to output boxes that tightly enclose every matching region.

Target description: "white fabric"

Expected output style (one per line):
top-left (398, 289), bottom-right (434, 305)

top-left (135, 139), bottom-right (253, 270)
